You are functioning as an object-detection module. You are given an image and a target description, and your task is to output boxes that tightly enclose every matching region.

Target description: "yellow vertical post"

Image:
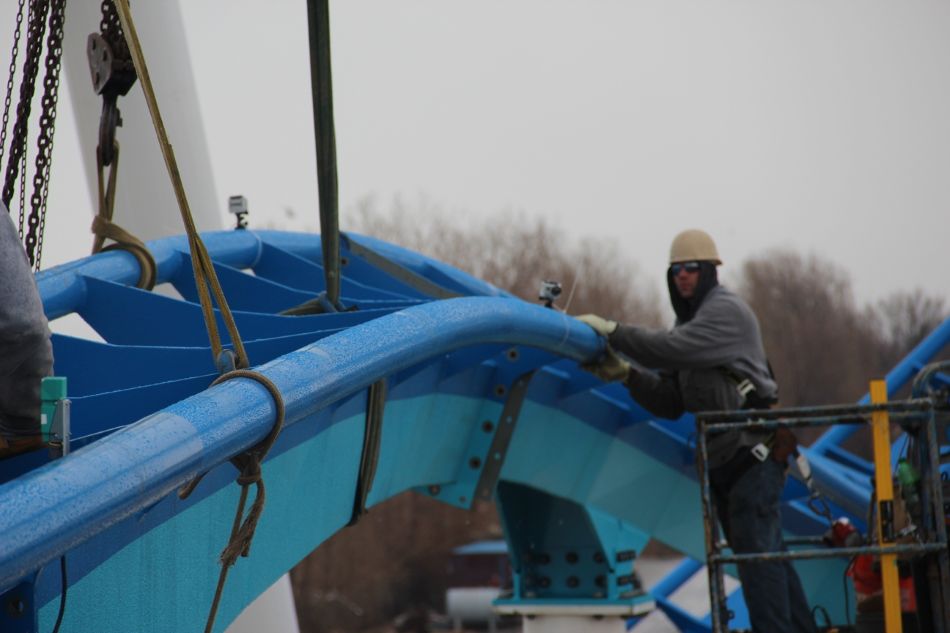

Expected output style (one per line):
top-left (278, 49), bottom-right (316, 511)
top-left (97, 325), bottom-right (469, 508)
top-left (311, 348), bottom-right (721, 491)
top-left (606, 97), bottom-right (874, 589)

top-left (870, 380), bottom-right (902, 633)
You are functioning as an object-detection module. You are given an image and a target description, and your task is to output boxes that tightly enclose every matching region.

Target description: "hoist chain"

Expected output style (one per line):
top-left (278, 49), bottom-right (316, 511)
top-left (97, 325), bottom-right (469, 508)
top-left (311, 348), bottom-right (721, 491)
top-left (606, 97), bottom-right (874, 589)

top-left (0, 0), bottom-right (26, 174)
top-left (2, 0), bottom-right (50, 211)
top-left (99, 0), bottom-right (130, 63)
top-left (17, 135), bottom-right (26, 237)
top-left (26, 0), bottom-right (67, 269)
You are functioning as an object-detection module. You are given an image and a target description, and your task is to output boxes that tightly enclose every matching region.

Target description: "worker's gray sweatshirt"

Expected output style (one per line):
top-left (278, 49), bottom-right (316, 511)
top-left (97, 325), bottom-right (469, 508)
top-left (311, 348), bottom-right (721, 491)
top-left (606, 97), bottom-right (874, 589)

top-left (0, 207), bottom-right (53, 437)
top-left (607, 285), bottom-right (776, 469)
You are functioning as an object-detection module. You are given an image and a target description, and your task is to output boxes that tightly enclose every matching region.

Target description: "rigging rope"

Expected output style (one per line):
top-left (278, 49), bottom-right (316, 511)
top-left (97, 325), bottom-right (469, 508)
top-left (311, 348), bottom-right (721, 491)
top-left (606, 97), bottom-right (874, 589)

top-left (177, 370), bottom-right (286, 633)
top-left (111, 0), bottom-right (249, 370)
top-left (90, 142), bottom-right (156, 289)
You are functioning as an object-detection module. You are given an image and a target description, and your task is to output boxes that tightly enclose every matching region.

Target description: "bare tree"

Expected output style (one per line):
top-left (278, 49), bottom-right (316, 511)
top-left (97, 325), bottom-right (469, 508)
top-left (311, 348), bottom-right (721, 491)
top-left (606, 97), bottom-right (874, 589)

top-left (738, 250), bottom-right (876, 407)
top-left (346, 194), bottom-right (662, 325)
top-left (867, 288), bottom-right (948, 369)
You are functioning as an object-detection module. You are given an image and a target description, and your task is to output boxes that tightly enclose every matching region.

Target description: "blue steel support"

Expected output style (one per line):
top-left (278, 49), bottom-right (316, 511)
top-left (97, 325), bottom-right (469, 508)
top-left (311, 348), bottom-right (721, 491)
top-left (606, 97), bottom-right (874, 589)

top-left (493, 481), bottom-right (654, 616)
top-left (0, 296), bottom-right (603, 594)
top-left (811, 316), bottom-right (950, 455)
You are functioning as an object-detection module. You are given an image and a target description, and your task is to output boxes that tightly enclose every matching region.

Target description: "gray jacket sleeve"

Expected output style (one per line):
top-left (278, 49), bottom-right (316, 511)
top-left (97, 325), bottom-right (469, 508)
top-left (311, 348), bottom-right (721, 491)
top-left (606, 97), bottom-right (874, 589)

top-left (0, 208), bottom-right (53, 437)
top-left (608, 286), bottom-right (777, 401)
top-left (608, 288), bottom-right (749, 370)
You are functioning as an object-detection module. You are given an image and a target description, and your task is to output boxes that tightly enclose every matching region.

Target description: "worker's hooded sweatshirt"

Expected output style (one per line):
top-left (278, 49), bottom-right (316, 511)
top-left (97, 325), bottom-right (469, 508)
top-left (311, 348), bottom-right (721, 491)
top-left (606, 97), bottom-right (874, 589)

top-left (608, 284), bottom-right (777, 468)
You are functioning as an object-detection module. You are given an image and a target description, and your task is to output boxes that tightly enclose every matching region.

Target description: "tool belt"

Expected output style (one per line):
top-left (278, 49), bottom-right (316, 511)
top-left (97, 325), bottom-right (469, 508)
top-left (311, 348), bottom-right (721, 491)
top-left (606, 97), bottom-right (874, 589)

top-left (709, 427), bottom-right (799, 494)
top-left (709, 445), bottom-right (763, 494)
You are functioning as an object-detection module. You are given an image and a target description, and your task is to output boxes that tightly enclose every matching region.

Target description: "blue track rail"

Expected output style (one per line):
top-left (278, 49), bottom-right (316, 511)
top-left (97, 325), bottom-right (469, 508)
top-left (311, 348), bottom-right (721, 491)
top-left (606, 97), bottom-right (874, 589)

top-left (0, 230), bottom-right (945, 632)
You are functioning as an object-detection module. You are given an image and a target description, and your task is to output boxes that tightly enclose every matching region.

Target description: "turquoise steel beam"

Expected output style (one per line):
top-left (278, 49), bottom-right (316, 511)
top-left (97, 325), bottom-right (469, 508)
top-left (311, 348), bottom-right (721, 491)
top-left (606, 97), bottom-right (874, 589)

top-left (0, 296), bottom-right (603, 594)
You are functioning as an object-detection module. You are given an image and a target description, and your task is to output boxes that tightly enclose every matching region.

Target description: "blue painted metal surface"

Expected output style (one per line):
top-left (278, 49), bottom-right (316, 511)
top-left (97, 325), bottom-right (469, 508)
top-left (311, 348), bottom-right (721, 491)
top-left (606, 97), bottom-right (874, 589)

top-left (0, 229), bottom-right (935, 631)
top-left (0, 294), bottom-right (601, 594)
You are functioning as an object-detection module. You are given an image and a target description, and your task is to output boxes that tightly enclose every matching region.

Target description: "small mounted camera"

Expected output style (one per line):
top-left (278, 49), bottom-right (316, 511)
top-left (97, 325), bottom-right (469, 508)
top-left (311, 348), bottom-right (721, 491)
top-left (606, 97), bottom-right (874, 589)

top-left (538, 280), bottom-right (562, 308)
top-left (228, 195), bottom-right (249, 230)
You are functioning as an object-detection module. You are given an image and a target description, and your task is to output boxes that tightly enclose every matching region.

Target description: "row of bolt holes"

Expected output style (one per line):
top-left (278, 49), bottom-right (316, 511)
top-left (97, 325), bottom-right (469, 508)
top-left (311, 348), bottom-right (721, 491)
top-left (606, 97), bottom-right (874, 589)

top-left (525, 575), bottom-right (607, 590)
top-left (425, 417), bottom-right (500, 499)
top-left (427, 350), bottom-right (519, 501)
top-left (526, 553), bottom-right (608, 588)
top-left (532, 551), bottom-right (607, 565)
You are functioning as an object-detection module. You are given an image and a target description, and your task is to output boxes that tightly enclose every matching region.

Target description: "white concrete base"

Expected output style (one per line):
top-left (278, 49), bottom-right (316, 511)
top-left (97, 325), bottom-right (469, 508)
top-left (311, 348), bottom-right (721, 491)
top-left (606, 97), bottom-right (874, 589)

top-left (225, 574), bottom-right (300, 633)
top-left (522, 615), bottom-right (628, 633)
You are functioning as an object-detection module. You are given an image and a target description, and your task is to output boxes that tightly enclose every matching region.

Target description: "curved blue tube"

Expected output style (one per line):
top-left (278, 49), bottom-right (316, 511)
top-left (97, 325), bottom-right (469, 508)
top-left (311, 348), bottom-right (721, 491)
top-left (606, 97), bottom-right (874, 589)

top-left (811, 316), bottom-right (950, 454)
top-left (0, 296), bottom-right (603, 593)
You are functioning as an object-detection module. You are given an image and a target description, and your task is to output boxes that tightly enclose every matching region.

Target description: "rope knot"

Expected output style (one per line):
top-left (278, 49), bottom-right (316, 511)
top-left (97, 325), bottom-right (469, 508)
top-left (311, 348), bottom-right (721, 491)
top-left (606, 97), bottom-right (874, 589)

top-left (232, 455), bottom-right (263, 487)
top-left (174, 368), bottom-right (285, 633)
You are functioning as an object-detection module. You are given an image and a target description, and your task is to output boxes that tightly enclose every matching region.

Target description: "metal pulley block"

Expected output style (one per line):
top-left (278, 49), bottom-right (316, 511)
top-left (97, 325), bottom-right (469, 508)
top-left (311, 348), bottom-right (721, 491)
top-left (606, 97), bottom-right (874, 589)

top-left (87, 33), bottom-right (136, 98)
top-left (88, 33), bottom-right (137, 166)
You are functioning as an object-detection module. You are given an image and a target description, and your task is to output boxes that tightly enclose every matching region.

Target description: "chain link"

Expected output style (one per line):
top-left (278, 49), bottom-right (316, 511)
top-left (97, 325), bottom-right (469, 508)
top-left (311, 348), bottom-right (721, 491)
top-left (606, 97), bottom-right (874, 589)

top-left (2, 0), bottom-right (49, 210)
top-left (17, 136), bottom-right (26, 237)
top-left (0, 0), bottom-right (26, 173)
top-left (27, 0), bottom-right (66, 270)
top-left (100, 0), bottom-right (131, 64)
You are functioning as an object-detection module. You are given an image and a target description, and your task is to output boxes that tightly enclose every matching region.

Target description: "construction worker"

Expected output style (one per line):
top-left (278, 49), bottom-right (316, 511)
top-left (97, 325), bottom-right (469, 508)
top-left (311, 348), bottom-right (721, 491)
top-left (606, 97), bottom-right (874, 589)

top-left (576, 229), bottom-right (815, 633)
top-left (0, 205), bottom-right (53, 458)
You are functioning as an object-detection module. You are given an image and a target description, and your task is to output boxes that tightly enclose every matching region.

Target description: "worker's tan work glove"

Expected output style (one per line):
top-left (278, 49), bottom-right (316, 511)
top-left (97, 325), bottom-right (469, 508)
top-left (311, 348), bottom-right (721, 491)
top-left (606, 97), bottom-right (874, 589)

top-left (581, 346), bottom-right (632, 383)
top-left (576, 313), bottom-right (618, 337)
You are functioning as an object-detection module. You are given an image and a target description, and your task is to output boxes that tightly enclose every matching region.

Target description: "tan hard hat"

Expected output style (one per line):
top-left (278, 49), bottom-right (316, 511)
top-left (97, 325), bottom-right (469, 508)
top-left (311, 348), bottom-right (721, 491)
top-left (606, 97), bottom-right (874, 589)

top-left (669, 229), bottom-right (722, 265)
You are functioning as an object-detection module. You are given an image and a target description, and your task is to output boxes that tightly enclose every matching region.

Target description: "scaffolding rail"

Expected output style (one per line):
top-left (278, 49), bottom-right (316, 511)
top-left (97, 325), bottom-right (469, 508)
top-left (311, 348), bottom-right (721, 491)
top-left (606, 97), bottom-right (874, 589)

top-left (696, 364), bottom-right (950, 633)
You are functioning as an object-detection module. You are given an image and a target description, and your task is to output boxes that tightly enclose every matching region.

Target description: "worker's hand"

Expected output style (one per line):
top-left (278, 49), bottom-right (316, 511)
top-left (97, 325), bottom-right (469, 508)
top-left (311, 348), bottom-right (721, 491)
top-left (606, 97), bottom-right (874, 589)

top-left (576, 313), bottom-right (618, 337)
top-left (581, 346), bottom-right (631, 383)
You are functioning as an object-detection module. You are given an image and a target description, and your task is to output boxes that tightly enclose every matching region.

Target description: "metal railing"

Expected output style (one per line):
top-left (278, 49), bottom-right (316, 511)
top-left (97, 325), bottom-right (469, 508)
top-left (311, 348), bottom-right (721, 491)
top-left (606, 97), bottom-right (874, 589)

top-left (696, 371), bottom-right (950, 633)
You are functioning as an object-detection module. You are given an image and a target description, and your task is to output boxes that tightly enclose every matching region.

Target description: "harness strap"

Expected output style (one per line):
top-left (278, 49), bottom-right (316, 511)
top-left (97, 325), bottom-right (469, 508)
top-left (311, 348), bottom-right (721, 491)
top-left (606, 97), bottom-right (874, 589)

top-left (347, 379), bottom-right (387, 526)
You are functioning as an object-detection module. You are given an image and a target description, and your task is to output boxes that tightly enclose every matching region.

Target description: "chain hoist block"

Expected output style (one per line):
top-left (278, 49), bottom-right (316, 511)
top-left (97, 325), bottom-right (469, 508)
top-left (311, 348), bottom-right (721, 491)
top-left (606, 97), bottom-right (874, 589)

top-left (88, 1), bottom-right (138, 169)
top-left (86, 33), bottom-right (136, 99)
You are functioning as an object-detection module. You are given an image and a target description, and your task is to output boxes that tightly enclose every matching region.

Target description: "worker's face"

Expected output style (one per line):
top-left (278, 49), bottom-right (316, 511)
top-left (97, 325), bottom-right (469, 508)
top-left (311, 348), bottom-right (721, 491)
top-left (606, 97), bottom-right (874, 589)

top-left (670, 261), bottom-right (701, 299)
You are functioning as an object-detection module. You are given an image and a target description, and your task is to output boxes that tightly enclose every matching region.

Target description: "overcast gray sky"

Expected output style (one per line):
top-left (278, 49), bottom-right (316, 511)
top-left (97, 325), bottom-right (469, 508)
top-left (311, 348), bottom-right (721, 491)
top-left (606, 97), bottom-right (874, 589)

top-left (22, 1), bottom-right (950, 307)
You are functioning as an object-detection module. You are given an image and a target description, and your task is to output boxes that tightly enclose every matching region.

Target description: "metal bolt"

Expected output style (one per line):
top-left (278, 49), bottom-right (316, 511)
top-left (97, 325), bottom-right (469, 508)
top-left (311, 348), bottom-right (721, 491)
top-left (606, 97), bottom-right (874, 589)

top-left (340, 256), bottom-right (349, 266)
top-left (494, 384), bottom-right (507, 397)
top-left (482, 421), bottom-right (494, 433)
top-left (593, 551), bottom-right (606, 564)
top-left (566, 552), bottom-right (579, 564)
top-left (506, 348), bottom-right (520, 362)
top-left (469, 457), bottom-right (482, 469)
top-left (8, 596), bottom-right (25, 616)
top-left (566, 576), bottom-right (580, 588)
top-left (428, 485), bottom-right (441, 495)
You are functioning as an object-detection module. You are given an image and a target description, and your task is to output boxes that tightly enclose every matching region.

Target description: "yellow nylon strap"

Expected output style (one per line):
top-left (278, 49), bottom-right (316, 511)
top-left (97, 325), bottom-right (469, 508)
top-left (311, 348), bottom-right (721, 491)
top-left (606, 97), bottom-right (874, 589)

top-left (91, 143), bottom-right (157, 290)
top-left (110, 0), bottom-right (248, 369)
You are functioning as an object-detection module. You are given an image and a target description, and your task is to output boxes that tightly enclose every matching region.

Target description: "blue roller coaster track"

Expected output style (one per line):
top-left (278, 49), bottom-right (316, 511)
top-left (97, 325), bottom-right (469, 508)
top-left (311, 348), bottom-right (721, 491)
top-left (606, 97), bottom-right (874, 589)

top-left (0, 229), bottom-right (947, 633)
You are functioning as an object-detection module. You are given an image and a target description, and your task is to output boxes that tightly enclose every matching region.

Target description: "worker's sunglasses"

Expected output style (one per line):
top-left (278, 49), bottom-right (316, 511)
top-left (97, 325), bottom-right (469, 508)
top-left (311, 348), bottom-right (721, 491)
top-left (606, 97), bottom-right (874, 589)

top-left (670, 262), bottom-right (701, 275)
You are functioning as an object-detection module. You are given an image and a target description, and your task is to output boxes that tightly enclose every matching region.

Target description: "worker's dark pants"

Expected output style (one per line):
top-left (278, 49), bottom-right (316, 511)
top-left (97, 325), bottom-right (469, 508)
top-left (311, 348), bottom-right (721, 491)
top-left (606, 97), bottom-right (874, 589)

top-left (714, 458), bottom-right (817, 633)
